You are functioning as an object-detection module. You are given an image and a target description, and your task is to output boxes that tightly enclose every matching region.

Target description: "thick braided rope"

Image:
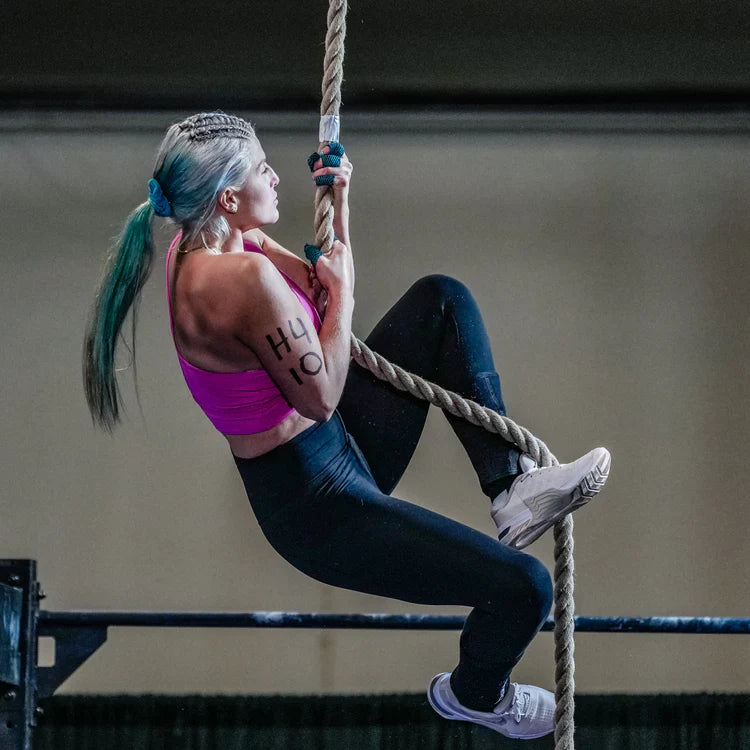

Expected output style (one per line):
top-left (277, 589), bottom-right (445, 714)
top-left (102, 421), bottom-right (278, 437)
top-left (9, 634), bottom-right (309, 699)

top-left (314, 0), bottom-right (347, 255)
top-left (351, 337), bottom-right (558, 465)
top-left (316, 3), bottom-right (575, 747)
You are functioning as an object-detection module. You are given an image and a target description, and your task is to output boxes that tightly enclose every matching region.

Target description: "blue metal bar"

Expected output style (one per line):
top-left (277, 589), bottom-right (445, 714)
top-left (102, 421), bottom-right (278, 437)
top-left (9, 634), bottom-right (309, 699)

top-left (38, 611), bottom-right (750, 634)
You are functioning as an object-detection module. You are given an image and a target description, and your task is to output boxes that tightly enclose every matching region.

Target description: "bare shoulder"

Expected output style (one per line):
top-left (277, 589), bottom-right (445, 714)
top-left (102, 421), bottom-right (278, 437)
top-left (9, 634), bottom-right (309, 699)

top-left (246, 229), bottom-right (303, 263)
top-left (245, 229), bottom-right (311, 289)
top-left (185, 250), bottom-right (276, 323)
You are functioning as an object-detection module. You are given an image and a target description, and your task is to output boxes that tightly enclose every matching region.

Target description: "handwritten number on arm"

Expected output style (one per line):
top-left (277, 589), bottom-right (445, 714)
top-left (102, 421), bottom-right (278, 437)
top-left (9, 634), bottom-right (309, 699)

top-left (265, 317), bottom-right (322, 384)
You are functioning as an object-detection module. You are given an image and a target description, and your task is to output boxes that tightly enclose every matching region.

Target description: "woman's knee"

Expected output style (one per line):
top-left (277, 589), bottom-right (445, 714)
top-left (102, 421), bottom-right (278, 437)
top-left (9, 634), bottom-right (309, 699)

top-left (496, 553), bottom-right (553, 627)
top-left (408, 274), bottom-right (472, 307)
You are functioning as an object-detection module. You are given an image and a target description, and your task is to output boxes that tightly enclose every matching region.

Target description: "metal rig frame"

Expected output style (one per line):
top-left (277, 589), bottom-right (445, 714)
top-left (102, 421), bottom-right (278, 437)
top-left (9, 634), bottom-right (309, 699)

top-left (2, 558), bottom-right (748, 750)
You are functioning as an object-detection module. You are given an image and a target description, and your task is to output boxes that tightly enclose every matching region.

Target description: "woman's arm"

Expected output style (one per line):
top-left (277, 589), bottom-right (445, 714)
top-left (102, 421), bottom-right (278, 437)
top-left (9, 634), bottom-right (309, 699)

top-left (232, 251), bottom-right (353, 421)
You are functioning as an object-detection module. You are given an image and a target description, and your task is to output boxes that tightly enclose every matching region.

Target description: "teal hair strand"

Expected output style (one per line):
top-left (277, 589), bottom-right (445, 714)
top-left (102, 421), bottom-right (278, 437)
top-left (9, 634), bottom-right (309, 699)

top-left (83, 201), bottom-right (156, 431)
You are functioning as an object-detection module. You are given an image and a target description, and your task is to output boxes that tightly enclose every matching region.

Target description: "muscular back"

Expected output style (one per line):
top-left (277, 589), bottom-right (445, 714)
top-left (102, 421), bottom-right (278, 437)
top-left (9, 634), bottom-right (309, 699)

top-left (168, 249), bottom-right (267, 373)
top-left (167, 238), bottom-right (336, 455)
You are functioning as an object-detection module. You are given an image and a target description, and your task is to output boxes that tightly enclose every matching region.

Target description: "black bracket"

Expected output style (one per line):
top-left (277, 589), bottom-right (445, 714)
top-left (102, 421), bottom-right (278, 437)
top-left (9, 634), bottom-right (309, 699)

top-left (0, 561), bottom-right (110, 750)
top-left (35, 625), bottom-right (107, 699)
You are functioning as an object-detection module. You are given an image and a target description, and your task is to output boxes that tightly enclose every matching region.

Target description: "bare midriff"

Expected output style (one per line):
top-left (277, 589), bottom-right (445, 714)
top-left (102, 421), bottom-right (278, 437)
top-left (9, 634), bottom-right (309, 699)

top-left (225, 411), bottom-right (319, 459)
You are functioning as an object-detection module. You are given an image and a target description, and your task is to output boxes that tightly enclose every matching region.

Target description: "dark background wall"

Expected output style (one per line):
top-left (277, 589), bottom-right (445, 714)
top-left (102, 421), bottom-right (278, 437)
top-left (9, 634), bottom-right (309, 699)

top-left (1, 1), bottom-right (749, 109)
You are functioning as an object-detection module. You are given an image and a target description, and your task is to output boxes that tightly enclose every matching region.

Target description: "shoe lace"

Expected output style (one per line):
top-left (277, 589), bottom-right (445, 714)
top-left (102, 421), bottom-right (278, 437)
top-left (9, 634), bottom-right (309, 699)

top-left (515, 465), bottom-right (552, 486)
top-left (497, 686), bottom-right (531, 724)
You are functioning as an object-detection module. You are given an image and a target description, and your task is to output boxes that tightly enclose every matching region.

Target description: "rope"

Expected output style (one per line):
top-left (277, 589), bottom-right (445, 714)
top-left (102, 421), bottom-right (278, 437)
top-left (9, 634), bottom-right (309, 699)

top-left (315, 2), bottom-right (575, 746)
top-left (314, 0), bottom-right (346, 255)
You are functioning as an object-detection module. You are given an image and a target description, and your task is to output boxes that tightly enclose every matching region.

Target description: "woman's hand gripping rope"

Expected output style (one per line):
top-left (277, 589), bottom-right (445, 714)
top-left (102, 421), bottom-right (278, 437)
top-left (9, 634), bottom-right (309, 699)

top-left (305, 142), bottom-right (354, 319)
top-left (307, 141), bottom-right (352, 193)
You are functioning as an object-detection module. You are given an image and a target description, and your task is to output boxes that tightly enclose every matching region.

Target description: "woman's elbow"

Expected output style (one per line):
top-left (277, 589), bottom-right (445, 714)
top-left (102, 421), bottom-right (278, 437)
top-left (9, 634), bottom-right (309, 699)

top-left (297, 400), bottom-right (335, 423)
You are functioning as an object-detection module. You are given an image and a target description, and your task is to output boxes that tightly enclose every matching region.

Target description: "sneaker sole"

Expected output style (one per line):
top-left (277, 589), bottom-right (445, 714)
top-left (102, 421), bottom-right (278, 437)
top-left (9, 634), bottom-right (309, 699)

top-left (502, 448), bottom-right (611, 550)
top-left (427, 674), bottom-right (554, 739)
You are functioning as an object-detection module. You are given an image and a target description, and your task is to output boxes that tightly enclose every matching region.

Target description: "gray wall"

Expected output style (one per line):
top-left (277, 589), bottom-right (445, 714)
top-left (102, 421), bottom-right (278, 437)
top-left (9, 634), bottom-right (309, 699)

top-left (1, 115), bottom-right (748, 695)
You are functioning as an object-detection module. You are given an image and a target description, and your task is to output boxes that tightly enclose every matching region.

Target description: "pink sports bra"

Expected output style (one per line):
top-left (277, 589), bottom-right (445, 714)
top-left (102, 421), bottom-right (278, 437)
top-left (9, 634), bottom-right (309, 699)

top-left (166, 235), bottom-right (322, 435)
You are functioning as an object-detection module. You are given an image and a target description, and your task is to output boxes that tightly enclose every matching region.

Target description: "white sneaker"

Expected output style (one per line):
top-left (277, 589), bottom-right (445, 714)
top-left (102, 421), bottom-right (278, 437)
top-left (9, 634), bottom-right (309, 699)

top-left (492, 447), bottom-right (611, 550)
top-left (427, 672), bottom-right (555, 739)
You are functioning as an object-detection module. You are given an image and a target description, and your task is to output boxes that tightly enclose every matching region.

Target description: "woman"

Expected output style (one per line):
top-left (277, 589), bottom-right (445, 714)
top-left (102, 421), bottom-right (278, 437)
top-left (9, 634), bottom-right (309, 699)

top-left (83, 112), bottom-right (610, 740)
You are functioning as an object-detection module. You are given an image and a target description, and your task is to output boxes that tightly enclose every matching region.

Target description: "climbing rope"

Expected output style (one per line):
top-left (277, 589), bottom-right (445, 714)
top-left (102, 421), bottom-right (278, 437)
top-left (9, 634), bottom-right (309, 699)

top-left (311, 2), bottom-right (576, 746)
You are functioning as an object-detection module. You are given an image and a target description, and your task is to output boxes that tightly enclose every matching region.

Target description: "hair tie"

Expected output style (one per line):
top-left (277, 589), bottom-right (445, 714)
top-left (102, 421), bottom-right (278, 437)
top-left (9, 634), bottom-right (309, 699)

top-left (148, 178), bottom-right (172, 217)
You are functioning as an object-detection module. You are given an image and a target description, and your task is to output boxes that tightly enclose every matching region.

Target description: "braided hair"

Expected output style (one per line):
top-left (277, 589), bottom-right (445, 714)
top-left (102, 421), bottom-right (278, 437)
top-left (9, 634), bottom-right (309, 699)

top-left (178, 113), bottom-right (256, 142)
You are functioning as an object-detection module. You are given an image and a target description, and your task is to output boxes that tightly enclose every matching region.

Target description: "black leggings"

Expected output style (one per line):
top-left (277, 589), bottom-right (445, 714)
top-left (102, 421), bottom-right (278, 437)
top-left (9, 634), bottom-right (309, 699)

top-left (234, 275), bottom-right (553, 710)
